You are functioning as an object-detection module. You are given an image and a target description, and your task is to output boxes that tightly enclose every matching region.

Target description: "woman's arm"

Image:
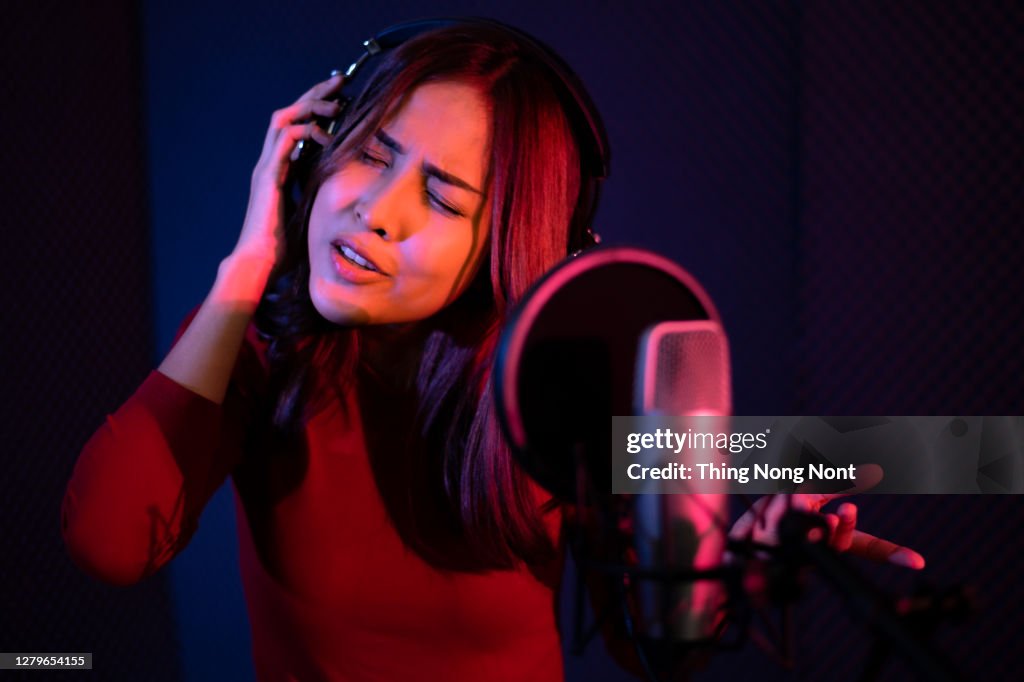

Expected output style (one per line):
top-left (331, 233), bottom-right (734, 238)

top-left (61, 310), bottom-right (259, 587)
top-left (160, 70), bottom-right (344, 404)
top-left (158, 252), bottom-right (274, 404)
top-left (61, 74), bottom-right (344, 586)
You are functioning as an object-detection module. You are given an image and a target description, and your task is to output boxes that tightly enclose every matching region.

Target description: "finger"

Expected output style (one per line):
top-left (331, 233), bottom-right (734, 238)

top-left (794, 463), bottom-right (885, 508)
top-left (831, 503), bottom-right (856, 552)
top-left (759, 494), bottom-right (794, 535)
top-left (286, 98), bottom-right (342, 124)
top-left (273, 123), bottom-right (331, 164)
top-left (825, 512), bottom-right (840, 537)
top-left (255, 123), bottom-right (331, 186)
top-left (266, 99), bottom-right (340, 143)
top-left (849, 531), bottom-right (926, 569)
top-left (808, 513), bottom-right (838, 544)
top-left (296, 71), bottom-right (345, 102)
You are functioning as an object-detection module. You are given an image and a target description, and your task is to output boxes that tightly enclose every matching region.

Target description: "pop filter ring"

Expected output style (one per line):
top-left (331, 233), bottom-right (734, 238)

top-left (493, 245), bottom-right (721, 503)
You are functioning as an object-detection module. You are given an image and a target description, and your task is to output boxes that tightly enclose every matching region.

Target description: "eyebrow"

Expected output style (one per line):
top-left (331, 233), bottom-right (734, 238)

top-left (375, 129), bottom-right (483, 195)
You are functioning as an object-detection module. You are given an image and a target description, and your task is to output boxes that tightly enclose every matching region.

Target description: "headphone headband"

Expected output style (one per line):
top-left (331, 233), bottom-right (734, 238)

top-left (359, 18), bottom-right (610, 183)
top-left (301, 17), bottom-right (609, 253)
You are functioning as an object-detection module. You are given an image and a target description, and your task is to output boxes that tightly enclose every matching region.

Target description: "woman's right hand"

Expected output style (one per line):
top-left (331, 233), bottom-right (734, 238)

top-left (232, 73), bottom-right (345, 266)
top-left (729, 465), bottom-right (926, 570)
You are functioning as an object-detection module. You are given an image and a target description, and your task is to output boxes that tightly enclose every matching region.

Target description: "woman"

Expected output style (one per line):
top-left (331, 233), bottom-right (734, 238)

top-left (62, 19), bottom-right (922, 681)
top-left (64, 21), bottom-right (598, 681)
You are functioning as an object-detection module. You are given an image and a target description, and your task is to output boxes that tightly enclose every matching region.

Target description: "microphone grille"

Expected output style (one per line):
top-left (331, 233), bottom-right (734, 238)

top-left (636, 321), bottom-right (731, 415)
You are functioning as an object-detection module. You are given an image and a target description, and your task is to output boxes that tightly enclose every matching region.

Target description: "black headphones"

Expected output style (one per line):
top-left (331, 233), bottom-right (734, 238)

top-left (293, 17), bottom-right (609, 254)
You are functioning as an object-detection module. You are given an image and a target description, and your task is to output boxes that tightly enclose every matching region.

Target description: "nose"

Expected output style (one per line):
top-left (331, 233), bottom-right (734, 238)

top-left (353, 166), bottom-right (423, 241)
top-left (354, 205), bottom-right (388, 240)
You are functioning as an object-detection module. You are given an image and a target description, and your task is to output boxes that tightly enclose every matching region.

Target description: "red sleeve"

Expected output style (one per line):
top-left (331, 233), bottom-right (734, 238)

top-left (61, 309), bottom-right (267, 586)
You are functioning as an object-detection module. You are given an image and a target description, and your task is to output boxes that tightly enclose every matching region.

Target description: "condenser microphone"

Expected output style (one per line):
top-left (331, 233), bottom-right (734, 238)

top-left (491, 246), bottom-right (725, 663)
top-left (632, 320), bottom-right (731, 642)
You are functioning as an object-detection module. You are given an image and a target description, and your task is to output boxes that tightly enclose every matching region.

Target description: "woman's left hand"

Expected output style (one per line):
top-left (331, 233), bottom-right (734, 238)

top-left (729, 483), bottom-right (926, 569)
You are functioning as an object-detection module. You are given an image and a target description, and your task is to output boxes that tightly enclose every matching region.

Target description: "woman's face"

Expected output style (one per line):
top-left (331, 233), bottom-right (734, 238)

top-left (307, 81), bottom-right (492, 326)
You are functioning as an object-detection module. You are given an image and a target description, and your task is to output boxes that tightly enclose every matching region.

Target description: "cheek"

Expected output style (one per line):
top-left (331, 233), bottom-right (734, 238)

top-left (307, 199), bottom-right (326, 247)
top-left (401, 225), bottom-right (488, 288)
top-left (308, 171), bottom-right (363, 251)
top-left (312, 168), bottom-right (365, 217)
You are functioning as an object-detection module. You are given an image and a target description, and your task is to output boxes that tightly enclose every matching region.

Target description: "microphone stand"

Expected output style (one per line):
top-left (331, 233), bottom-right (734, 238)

top-left (566, 442), bottom-right (746, 682)
top-left (562, 437), bottom-right (968, 682)
top-left (775, 511), bottom-right (965, 682)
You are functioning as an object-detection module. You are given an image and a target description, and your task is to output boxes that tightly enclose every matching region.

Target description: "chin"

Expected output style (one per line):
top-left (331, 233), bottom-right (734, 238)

top-left (307, 281), bottom-right (433, 327)
top-left (307, 270), bottom-right (453, 327)
top-left (308, 280), bottom-right (373, 326)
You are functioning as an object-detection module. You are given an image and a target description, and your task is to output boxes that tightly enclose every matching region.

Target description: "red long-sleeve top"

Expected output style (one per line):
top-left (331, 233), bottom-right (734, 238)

top-left (61, 318), bottom-right (566, 681)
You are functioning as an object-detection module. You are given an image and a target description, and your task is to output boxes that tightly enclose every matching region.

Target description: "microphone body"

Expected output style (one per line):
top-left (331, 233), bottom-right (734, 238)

top-left (632, 321), bottom-right (731, 642)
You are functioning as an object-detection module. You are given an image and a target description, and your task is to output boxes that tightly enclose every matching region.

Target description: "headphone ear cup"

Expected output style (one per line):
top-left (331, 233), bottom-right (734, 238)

top-left (568, 175), bottom-right (602, 255)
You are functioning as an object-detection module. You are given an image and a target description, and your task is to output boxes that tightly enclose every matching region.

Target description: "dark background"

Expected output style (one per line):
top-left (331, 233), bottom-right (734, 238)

top-left (2, 0), bottom-right (1022, 679)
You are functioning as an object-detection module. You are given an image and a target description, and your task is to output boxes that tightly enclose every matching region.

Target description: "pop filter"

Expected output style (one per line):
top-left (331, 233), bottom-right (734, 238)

top-left (494, 246), bottom-right (721, 502)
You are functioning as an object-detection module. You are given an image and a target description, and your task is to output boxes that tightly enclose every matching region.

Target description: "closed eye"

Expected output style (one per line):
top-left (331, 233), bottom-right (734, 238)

top-left (425, 189), bottom-right (465, 218)
top-left (361, 140), bottom-right (467, 218)
top-left (360, 149), bottom-right (390, 169)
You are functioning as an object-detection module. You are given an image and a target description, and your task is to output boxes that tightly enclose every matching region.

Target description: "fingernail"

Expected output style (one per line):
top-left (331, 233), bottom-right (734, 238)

top-left (889, 549), bottom-right (925, 570)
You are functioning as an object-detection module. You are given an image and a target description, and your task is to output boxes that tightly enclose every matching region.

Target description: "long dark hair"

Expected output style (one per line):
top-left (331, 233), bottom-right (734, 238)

top-left (255, 24), bottom-right (583, 570)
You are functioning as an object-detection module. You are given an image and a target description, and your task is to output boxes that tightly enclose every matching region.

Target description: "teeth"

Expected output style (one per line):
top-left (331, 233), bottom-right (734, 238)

top-left (336, 244), bottom-right (378, 272)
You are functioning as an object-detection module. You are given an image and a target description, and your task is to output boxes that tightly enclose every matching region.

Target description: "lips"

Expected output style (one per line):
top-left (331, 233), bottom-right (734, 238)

top-left (329, 237), bottom-right (391, 277)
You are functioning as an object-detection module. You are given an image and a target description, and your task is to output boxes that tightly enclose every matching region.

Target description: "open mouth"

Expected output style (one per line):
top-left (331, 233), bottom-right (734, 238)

top-left (333, 243), bottom-right (380, 273)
